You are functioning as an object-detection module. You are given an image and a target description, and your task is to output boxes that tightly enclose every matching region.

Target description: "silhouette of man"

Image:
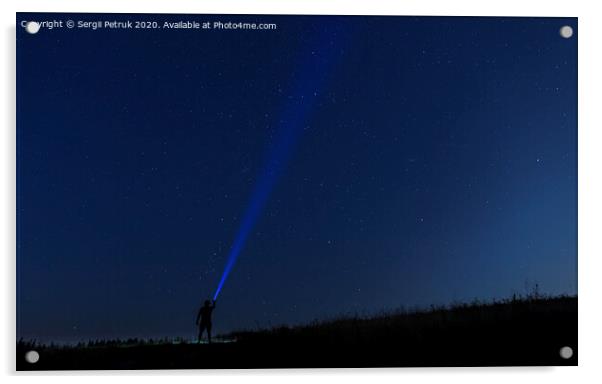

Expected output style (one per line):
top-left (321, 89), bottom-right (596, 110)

top-left (196, 299), bottom-right (216, 343)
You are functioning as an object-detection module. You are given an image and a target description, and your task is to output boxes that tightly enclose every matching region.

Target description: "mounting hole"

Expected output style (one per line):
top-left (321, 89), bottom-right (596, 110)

top-left (24, 350), bottom-right (40, 364)
top-left (559, 346), bottom-right (573, 359)
top-left (25, 21), bottom-right (40, 35)
top-left (559, 25), bottom-right (573, 39)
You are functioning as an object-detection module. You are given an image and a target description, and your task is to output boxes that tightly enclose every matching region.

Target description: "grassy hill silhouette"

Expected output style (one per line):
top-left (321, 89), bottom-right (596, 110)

top-left (17, 294), bottom-right (577, 370)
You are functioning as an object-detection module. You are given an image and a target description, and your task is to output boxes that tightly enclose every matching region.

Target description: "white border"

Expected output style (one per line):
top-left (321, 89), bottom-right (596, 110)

top-left (3, 1), bottom-right (601, 383)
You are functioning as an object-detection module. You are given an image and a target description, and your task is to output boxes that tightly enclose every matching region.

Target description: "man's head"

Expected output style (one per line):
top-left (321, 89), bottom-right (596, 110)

top-left (204, 299), bottom-right (211, 307)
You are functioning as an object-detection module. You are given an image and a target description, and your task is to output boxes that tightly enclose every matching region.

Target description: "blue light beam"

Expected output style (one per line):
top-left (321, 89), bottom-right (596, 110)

top-left (213, 25), bottom-right (348, 300)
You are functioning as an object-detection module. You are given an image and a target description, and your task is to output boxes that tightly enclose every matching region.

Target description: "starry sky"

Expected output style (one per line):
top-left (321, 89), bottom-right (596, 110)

top-left (17, 14), bottom-right (577, 343)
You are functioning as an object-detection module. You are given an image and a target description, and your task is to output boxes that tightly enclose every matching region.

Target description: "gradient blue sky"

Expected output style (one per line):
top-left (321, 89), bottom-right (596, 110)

top-left (17, 14), bottom-right (577, 343)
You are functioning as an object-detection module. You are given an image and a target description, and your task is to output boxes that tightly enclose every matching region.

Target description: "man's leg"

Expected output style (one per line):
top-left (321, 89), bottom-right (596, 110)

top-left (198, 324), bottom-right (206, 343)
top-left (207, 323), bottom-right (212, 344)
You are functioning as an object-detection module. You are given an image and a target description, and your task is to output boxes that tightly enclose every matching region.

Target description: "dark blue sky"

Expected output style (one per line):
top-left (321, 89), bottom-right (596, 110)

top-left (17, 14), bottom-right (577, 343)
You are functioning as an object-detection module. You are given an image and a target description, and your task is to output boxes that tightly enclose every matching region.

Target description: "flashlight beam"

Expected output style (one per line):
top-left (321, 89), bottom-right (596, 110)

top-left (213, 24), bottom-right (349, 300)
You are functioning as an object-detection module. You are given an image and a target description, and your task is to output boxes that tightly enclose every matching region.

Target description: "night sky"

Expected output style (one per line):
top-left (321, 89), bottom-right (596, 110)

top-left (17, 14), bottom-right (577, 343)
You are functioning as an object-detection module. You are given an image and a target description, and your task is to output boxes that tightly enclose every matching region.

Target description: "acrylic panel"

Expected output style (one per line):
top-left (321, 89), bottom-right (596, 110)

top-left (16, 13), bottom-right (577, 370)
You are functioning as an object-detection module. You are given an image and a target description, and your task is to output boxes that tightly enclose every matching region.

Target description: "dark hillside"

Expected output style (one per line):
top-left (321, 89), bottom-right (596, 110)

top-left (17, 296), bottom-right (577, 370)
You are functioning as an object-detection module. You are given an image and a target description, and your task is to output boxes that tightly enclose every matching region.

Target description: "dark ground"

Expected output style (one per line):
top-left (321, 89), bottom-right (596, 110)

top-left (17, 296), bottom-right (577, 370)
